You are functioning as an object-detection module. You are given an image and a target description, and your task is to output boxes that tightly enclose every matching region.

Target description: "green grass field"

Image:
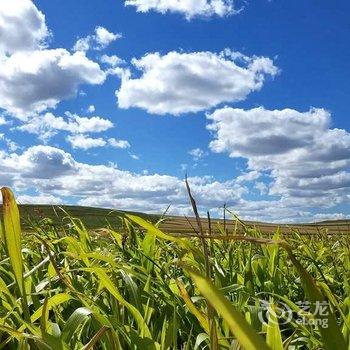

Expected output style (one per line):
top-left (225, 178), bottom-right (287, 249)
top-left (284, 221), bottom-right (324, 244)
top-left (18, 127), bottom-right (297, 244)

top-left (0, 188), bottom-right (349, 349)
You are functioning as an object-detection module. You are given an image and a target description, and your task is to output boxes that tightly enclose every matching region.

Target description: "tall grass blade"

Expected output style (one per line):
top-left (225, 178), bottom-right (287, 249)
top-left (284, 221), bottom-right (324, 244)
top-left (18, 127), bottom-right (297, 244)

top-left (1, 187), bottom-right (23, 293)
top-left (282, 244), bottom-right (347, 350)
top-left (266, 303), bottom-right (283, 350)
top-left (62, 307), bottom-right (93, 343)
top-left (1, 187), bottom-right (30, 321)
top-left (93, 268), bottom-right (152, 339)
top-left (185, 267), bottom-right (271, 350)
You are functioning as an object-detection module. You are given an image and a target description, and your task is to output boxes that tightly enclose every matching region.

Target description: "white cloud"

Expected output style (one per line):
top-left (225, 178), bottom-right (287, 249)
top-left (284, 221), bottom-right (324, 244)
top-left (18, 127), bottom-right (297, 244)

top-left (0, 145), bottom-right (244, 215)
top-left (108, 138), bottom-right (131, 149)
top-left (87, 105), bottom-right (96, 113)
top-left (100, 54), bottom-right (124, 67)
top-left (0, 116), bottom-right (7, 125)
top-left (17, 194), bottom-right (63, 205)
top-left (18, 112), bottom-right (113, 141)
top-left (0, 1), bottom-right (107, 118)
top-left (125, 0), bottom-right (238, 19)
top-left (1, 145), bottom-right (347, 222)
top-left (207, 107), bottom-right (350, 207)
top-left (236, 170), bottom-right (260, 183)
top-left (0, 0), bottom-right (49, 55)
top-left (312, 213), bottom-right (350, 222)
top-left (100, 54), bottom-right (126, 76)
top-left (95, 26), bottom-right (121, 49)
top-left (117, 50), bottom-right (278, 115)
top-left (232, 198), bottom-right (312, 223)
top-left (254, 181), bottom-right (268, 195)
top-left (0, 49), bottom-right (106, 118)
top-left (2, 145), bottom-right (77, 181)
top-left (66, 134), bottom-right (107, 150)
top-left (73, 37), bottom-right (90, 53)
top-left (0, 133), bottom-right (19, 151)
top-left (73, 26), bottom-right (121, 52)
top-left (188, 148), bottom-right (207, 161)
top-left (66, 134), bottom-right (131, 150)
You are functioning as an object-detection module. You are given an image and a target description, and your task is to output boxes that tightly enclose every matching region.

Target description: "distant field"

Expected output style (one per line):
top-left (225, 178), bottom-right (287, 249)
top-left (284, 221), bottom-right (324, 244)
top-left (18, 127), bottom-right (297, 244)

top-left (4, 204), bottom-right (156, 230)
top-left (2, 204), bottom-right (350, 235)
top-left (161, 216), bottom-right (350, 235)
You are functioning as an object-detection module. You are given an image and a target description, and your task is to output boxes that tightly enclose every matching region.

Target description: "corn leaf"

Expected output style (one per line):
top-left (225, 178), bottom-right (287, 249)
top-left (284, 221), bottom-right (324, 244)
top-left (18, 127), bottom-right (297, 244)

top-left (266, 303), bottom-right (283, 350)
top-left (283, 245), bottom-right (347, 350)
top-left (185, 267), bottom-right (271, 350)
top-left (1, 187), bottom-right (23, 294)
top-left (93, 268), bottom-right (152, 339)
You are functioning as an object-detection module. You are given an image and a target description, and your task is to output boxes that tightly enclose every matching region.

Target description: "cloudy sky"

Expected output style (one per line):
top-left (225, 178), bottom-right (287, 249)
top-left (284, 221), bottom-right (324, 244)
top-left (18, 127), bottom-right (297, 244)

top-left (0, 0), bottom-right (349, 222)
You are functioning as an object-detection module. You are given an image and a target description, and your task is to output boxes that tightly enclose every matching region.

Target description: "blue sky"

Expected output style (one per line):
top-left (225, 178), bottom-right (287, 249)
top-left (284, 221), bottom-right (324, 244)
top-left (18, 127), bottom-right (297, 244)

top-left (0, 0), bottom-right (349, 222)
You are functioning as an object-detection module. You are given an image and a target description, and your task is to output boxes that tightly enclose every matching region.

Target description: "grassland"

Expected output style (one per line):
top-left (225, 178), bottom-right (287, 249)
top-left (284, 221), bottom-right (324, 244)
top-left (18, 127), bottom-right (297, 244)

top-left (0, 187), bottom-right (349, 349)
top-left (1, 204), bottom-right (350, 235)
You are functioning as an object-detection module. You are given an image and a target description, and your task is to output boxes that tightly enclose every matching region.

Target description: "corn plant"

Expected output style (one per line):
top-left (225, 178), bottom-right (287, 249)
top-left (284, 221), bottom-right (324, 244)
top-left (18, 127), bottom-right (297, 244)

top-left (0, 187), bottom-right (349, 349)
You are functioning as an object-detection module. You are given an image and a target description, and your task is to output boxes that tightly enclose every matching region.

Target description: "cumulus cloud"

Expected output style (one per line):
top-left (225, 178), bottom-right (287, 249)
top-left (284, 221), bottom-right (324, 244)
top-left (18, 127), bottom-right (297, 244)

top-left (100, 54), bottom-right (124, 67)
top-left (0, 133), bottom-right (19, 152)
top-left (66, 134), bottom-right (131, 150)
top-left (207, 107), bottom-right (350, 207)
top-left (1, 145), bottom-right (347, 222)
top-left (2, 145), bottom-right (77, 180)
top-left (108, 138), bottom-right (131, 149)
top-left (17, 194), bottom-right (63, 205)
top-left (87, 105), bottom-right (96, 113)
top-left (236, 170), bottom-right (260, 184)
top-left (0, 1), bottom-right (107, 118)
top-left (254, 181), bottom-right (268, 195)
top-left (117, 50), bottom-right (278, 115)
top-left (17, 112), bottom-right (130, 152)
top-left (18, 112), bottom-right (113, 141)
top-left (232, 198), bottom-right (312, 223)
top-left (188, 148), bottom-right (207, 161)
top-left (73, 26), bottom-right (121, 52)
top-left (312, 213), bottom-right (350, 222)
top-left (0, 145), bottom-right (244, 215)
top-left (0, 0), bottom-right (49, 55)
top-left (66, 134), bottom-right (106, 150)
top-left (95, 26), bottom-right (121, 48)
top-left (0, 49), bottom-right (106, 118)
top-left (72, 37), bottom-right (90, 53)
top-left (100, 54), bottom-right (126, 77)
top-left (125, 0), bottom-right (238, 19)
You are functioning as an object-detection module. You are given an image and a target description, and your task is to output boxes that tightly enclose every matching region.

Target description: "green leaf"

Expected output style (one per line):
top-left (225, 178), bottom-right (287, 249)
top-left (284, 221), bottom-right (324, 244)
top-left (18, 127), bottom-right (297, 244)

top-left (185, 267), bottom-right (271, 350)
top-left (126, 214), bottom-right (195, 252)
top-left (1, 187), bottom-right (23, 294)
top-left (30, 293), bottom-right (72, 323)
top-left (283, 245), bottom-right (347, 350)
top-left (1, 187), bottom-right (30, 321)
top-left (266, 303), bottom-right (283, 350)
top-left (194, 333), bottom-right (209, 350)
top-left (62, 307), bottom-right (93, 343)
top-left (93, 268), bottom-right (152, 339)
